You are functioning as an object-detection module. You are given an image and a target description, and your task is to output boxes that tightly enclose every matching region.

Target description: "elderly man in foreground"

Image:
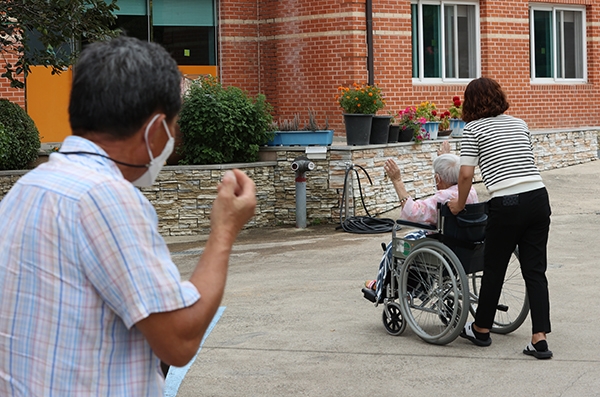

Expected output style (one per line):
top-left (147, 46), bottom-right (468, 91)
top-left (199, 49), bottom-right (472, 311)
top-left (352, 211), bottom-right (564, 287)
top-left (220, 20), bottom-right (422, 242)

top-left (0, 36), bottom-right (256, 395)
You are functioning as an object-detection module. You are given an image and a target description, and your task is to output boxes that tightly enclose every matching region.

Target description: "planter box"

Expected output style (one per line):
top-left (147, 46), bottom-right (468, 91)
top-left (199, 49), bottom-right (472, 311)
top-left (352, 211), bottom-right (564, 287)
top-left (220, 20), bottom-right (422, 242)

top-left (267, 130), bottom-right (334, 146)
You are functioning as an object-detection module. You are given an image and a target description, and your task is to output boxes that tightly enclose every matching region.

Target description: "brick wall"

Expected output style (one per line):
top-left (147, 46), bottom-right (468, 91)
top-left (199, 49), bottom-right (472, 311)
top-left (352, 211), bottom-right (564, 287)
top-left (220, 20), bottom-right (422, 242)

top-left (0, 51), bottom-right (25, 108)
top-left (1, 129), bottom-right (597, 236)
top-left (2, 0), bottom-right (600, 138)
top-left (218, 0), bottom-right (600, 136)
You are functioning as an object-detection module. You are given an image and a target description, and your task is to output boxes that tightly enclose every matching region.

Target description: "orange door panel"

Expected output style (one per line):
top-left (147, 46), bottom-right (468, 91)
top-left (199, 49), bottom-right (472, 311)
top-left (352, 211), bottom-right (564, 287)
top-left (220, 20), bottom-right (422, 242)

top-left (26, 66), bottom-right (72, 143)
top-left (26, 65), bottom-right (217, 144)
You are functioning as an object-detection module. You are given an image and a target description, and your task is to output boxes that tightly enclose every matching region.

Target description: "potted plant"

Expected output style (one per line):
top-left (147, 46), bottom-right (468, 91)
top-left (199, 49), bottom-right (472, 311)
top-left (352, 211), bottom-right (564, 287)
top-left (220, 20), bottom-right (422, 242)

top-left (387, 111), bottom-right (400, 143)
top-left (370, 113), bottom-right (392, 144)
top-left (449, 95), bottom-right (465, 137)
top-left (268, 109), bottom-right (333, 146)
top-left (337, 83), bottom-right (385, 145)
top-left (438, 110), bottom-right (452, 139)
top-left (398, 106), bottom-right (427, 143)
top-left (415, 101), bottom-right (441, 140)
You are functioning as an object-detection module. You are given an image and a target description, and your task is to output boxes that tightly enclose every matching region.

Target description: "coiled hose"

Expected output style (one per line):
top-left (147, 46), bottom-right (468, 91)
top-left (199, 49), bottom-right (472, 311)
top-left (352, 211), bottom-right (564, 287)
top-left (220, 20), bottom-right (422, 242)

top-left (337, 163), bottom-right (397, 234)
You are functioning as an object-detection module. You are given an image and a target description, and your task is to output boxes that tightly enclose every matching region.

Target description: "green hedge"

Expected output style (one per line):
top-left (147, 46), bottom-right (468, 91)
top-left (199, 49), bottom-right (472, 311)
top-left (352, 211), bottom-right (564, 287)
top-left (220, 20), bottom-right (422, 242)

top-left (0, 99), bottom-right (41, 170)
top-left (177, 76), bottom-right (274, 165)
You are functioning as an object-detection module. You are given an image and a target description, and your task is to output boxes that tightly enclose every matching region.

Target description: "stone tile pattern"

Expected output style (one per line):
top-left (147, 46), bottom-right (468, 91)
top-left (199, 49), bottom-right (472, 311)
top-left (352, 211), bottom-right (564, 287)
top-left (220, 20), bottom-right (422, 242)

top-left (0, 130), bottom-right (597, 236)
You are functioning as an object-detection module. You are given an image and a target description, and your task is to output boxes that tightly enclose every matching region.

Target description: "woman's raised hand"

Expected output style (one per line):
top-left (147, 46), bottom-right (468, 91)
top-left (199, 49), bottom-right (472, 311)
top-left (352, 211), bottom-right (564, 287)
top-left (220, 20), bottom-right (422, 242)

top-left (437, 140), bottom-right (451, 156)
top-left (384, 158), bottom-right (401, 182)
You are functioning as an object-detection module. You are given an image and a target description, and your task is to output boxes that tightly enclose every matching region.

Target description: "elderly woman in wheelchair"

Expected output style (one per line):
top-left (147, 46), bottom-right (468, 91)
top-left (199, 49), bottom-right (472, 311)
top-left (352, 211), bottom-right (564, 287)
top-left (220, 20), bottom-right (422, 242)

top-left (362, 146), bottom-right (529, 345)
top-left (364, 143), bottom-right (478, 294)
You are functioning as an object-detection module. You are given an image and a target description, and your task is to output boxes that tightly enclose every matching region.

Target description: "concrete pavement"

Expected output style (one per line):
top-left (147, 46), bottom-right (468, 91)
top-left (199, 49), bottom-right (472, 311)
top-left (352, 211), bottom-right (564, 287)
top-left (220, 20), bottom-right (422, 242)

top-left (166, 160), bottom-right (600, 397)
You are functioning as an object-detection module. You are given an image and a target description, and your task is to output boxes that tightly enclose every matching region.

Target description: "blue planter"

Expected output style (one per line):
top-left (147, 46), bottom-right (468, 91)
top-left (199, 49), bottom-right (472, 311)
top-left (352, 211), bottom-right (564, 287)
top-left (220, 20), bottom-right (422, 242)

top-left (423, 121), bottom-right (440, 140)
top-left (267, 130), bottom-right (334, 146)
top-left (449, 118), bottom-right (466, 137)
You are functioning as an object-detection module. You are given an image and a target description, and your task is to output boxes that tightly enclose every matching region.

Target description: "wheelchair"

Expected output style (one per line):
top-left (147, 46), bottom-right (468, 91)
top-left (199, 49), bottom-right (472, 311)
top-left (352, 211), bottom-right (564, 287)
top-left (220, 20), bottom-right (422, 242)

top-left (362, 202), bottom-right (530, 345)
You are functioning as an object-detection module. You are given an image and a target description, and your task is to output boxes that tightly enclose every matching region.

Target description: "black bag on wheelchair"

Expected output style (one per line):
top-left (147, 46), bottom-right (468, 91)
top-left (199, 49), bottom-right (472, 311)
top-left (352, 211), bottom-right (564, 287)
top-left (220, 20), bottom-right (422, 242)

top-left (437, 202), bottom-right (488, 274)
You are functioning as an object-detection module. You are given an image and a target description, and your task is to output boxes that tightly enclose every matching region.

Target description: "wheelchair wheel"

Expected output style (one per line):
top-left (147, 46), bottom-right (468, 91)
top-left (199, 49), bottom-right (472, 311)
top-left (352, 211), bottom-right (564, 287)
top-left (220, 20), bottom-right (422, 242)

top-left (397, 241), bottom-right (469, 345)
top-left (469, 249), bottom-right (530, 334)
top-left (382, 302), bottom-right (406, 336)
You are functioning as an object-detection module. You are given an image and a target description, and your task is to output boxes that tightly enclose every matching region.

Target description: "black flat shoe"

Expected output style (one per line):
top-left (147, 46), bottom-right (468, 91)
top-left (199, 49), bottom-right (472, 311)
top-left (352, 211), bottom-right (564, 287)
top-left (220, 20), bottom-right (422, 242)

top-left (523, 340), bottom-right (553, 359)
top-left (460, 322), bottom-right (492, 347)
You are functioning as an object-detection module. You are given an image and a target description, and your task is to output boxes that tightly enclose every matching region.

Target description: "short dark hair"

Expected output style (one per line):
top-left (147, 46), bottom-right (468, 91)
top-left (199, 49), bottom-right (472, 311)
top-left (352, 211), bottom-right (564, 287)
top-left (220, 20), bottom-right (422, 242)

top-left (69, 36), bottom-right (182, 139)
top-left (462, 77), bottom-right (509, 123)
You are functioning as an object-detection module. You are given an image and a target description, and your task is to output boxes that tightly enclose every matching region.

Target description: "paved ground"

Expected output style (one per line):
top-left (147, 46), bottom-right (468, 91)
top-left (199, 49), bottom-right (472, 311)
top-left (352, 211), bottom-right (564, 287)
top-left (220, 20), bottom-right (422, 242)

top-left (166, 160), bottom-right (600, 397)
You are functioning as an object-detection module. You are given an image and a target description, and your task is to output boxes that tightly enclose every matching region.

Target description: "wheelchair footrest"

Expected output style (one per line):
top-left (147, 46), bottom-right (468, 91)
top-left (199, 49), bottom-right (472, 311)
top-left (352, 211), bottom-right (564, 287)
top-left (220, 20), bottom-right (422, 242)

top-left (362, 288), bottom-right (377, 303)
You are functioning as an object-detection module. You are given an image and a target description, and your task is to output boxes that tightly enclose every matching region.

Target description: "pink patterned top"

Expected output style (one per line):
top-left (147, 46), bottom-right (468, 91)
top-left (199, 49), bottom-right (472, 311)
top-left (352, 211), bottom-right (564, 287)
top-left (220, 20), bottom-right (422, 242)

top-left (401, 184), bottom-right (478, 225)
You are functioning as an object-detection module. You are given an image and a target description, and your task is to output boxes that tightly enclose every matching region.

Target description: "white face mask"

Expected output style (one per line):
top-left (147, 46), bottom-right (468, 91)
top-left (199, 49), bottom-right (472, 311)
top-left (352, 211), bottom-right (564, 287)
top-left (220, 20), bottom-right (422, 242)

top-left (132, 114), bottom-right (174, 187)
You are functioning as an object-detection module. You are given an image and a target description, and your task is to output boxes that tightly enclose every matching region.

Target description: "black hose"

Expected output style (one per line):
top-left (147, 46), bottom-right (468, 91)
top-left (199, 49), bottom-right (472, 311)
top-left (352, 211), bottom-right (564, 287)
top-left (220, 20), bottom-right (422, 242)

top-left (338, 163), bottom-right (397, 234)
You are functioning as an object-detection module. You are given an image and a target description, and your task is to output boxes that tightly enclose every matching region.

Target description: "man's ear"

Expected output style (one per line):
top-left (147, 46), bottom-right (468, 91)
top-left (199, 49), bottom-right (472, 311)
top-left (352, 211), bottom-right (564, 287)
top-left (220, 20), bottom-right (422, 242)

top-left (143, 113), bottom-right (166, 150)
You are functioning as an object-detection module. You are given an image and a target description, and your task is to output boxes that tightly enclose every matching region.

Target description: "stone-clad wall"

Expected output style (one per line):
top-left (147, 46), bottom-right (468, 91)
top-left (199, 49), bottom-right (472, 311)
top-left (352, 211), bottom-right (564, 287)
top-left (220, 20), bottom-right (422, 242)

top-left (332, 129), bottom-right (600, 218)
top-left (140, 165), bottom-right (278, 235)
top-left (0, 129), bottom-right (597, 236)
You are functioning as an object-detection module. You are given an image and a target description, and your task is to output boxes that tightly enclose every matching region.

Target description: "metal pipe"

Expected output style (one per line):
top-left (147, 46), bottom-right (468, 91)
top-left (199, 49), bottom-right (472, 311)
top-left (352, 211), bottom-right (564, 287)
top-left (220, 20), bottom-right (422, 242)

top-left (366, 0), bottom-right (374, 85)
top-left (295, 172), bottom-right (307, 228)
top-left (291, 157), bottom-right (315, 228)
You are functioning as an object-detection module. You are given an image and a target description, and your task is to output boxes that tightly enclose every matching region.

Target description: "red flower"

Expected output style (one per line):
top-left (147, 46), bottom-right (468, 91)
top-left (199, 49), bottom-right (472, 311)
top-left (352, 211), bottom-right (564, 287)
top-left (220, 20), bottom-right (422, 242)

top-left (432, 110), bottom-right (437, 116)
top-left (453, 96), bottom-right (460, 102)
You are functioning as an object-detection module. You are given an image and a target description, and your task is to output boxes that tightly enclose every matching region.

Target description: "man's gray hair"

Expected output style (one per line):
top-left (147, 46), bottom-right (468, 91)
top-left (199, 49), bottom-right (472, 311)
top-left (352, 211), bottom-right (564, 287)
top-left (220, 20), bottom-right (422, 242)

top-left (433, 153), bottom-right (461, 185)
top-left (69, 36), bottom-right (182, 139)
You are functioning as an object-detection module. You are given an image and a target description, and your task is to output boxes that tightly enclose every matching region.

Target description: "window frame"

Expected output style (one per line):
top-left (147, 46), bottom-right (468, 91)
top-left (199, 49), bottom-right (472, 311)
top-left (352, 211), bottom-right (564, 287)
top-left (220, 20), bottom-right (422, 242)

top-left (411, 0), bottom-right (481, 84)
top-left (529, 3), bottom-right (587, 84)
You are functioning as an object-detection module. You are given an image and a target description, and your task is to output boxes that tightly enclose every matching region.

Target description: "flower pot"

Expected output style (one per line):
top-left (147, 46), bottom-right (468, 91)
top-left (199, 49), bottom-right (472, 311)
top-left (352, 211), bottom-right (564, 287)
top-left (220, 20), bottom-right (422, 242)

top-left (449, 118), bottom-right (466, 137)
top-left (343, 114), bottom-right (373, 146)
top-left (370, 115), bottom-right (391, 144)
top-left (423, 121), bottom-right (440, 140)
top-left (398, 126), bottom-right (414, 142)
top-left (267, 130), bottom-right (334, 146)
top-left (438, 129), bottom-right (452, 140)
top-left (388, 124), bottom-right (400, 143)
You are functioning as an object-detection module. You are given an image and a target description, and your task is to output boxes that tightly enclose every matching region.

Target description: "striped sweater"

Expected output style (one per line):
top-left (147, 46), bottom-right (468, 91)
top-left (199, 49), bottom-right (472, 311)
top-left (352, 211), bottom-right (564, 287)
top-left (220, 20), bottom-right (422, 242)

top-left (460, 114), bottom-right (544, 197)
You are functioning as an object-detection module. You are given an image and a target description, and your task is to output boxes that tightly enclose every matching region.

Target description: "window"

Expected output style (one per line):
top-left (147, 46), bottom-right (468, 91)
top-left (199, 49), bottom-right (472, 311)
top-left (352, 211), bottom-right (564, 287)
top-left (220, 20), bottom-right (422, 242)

top-left (412, 1), bottom-right (479, 82)
top-left (530, 5), bottom-right (586, 82)
top-left (109, 0), bottom-right (217, 66)
top-left (153, 0), bottom-right (216, 66)
top-left (111, 0), bottom-right (150, 41)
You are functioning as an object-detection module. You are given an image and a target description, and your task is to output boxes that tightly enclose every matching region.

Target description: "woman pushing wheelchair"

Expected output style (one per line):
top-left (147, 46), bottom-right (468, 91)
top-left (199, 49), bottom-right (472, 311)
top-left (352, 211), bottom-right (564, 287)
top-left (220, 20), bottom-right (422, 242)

top-left (448, 77), bottom-right (553, 359)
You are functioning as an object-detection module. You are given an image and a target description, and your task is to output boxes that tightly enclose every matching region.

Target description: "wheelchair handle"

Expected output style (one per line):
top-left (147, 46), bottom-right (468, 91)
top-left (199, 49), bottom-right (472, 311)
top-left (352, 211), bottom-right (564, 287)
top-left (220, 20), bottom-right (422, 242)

top-left (395, 219), bottom-right (437, 231)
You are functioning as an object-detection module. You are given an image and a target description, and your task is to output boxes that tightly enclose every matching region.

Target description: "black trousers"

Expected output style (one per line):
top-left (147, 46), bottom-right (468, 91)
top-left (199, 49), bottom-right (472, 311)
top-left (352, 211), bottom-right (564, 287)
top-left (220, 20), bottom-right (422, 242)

top-left (475, 187), bottom-right (552, 334)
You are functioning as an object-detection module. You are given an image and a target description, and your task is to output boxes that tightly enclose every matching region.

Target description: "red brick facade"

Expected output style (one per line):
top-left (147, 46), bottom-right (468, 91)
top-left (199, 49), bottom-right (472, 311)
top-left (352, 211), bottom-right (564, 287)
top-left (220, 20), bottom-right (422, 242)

top-left (2, 0), bottom-right (599, 133)
top-left (0, 51), bottom-right (25, 108)
top-left (220, 0), bottom-right (600, 134)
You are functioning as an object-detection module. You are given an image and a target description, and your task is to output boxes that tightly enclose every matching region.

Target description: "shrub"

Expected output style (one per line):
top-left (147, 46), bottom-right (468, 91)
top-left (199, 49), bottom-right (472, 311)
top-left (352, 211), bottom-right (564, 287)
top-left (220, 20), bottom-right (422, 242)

top-left (0, 99), bottom-right (41, 170)
top-left (178, 76), bottom-right (274, 165)
top-left (0, 123), bottom-right (9, 167)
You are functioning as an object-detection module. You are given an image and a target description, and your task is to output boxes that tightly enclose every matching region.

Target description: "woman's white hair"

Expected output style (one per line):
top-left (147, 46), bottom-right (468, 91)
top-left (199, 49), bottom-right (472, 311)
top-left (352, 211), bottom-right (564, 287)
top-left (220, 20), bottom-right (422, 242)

top-left (432, 153), bottom-right (461, 185)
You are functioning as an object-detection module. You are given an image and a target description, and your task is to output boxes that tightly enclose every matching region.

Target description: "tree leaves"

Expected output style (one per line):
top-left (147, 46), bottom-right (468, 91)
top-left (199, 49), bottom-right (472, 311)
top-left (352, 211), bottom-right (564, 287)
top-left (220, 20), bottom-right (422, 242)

top-left (0, 0), bottom-right (119, 88)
